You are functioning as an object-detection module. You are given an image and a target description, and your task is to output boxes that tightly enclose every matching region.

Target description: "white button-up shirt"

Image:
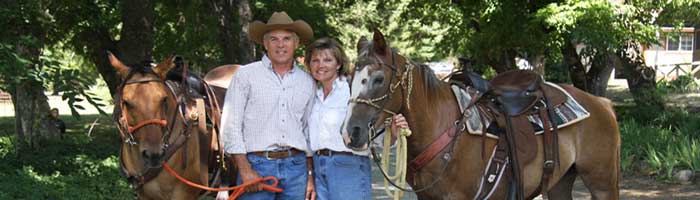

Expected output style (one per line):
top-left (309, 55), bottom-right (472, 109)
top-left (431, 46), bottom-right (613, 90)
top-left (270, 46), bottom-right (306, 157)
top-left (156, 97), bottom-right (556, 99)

top-left (309, 77), bottom-right (369, 156)
top-left (220, 55), bottom-right (316, 156)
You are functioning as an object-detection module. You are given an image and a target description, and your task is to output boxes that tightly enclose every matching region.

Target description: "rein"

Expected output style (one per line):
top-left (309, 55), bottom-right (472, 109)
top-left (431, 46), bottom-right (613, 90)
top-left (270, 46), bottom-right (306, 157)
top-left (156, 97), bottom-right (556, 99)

top-left (162, 163), bottom-right (282, 200)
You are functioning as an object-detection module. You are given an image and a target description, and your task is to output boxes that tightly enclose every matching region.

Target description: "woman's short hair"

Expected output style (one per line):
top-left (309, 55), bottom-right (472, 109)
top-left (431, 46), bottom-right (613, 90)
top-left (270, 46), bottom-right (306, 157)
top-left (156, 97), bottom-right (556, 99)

top-left (304, 37), bottom-right (349, 76)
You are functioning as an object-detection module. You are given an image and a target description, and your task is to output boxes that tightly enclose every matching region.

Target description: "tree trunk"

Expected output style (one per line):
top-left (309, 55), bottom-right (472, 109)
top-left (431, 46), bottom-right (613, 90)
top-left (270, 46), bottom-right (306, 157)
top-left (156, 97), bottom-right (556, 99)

top-left (212, 0), bottom-right (238, 65)
top-left (484, 48), bottom-right (518, 73)
top-left (82, 28), bottom-right (118, 95)
top-left (562, 40), bottom-right (588, 91)
top-left (80, 0), bottom-right (155, 96)
top-left (584, 53), bottom-right (615, 96)
top-left (10, 76), bottom-right (57, 150)
top-left (530, 54), bottom-right (546, 76)
top-left (619, 42), bottom-right (664, 109)
top-left (236, 0), bottom-right (255, 63)
top-left (118, 0), bottom-right (155, 65)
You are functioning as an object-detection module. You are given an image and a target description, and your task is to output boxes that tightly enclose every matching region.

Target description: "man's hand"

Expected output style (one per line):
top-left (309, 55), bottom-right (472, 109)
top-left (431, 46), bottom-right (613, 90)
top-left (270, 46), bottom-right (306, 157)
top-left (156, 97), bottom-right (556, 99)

top-left (233, 154), bottom-right (263, 192)
top-left (305, 174), bottom-right (316, 200)
top-left (305, 157), bottom-right (316, 200)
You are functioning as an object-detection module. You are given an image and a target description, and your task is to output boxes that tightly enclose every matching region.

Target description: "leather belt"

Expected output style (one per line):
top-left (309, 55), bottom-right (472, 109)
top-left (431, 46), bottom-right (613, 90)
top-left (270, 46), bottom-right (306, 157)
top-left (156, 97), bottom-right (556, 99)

top-left (315, 149), bottom-right (354, 156)
top-left (250, 148), bottom-right (302, 159)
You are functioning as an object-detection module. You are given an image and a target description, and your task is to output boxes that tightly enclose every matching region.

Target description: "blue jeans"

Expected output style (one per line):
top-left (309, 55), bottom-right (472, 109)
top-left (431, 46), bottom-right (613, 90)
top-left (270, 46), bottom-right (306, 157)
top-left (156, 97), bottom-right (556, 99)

top-left (313, 154), bottom-right (371, 200)
top-left (236, 153), bottom-right (308, 200)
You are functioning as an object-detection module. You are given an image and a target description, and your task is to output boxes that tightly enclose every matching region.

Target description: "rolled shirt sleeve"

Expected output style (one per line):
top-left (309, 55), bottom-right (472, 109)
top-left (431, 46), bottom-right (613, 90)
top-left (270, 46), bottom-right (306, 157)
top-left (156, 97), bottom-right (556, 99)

top-left (220, 67), bottom-right (249, 155)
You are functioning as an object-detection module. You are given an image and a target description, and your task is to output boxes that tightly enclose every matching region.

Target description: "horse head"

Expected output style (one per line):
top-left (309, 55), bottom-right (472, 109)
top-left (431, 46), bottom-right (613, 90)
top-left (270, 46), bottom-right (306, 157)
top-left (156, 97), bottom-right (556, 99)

top-left (109, 53), bottom-right (179, 168)
top-left (341, 29), bottom-right (411, 150)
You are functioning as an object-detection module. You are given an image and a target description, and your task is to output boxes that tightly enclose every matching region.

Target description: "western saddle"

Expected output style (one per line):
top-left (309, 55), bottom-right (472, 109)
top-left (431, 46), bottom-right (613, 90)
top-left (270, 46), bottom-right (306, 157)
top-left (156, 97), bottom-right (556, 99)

top-left (451, 70), bottom-right (567, 200)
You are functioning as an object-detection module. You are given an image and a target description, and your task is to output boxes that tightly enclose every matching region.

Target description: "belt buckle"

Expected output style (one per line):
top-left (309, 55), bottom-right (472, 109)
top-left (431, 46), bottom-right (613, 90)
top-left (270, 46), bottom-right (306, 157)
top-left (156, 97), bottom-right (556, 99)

top-left (266, 148), bottom-right (291, 160)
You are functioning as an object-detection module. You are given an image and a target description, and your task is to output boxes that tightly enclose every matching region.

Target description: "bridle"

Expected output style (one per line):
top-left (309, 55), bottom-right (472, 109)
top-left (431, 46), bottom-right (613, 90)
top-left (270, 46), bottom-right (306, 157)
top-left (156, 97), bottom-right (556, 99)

top-left (349, 49), bottom-right (463, 193)
top-left (114, 64), bottom-right (194, 190)
top-left (115, 69), bottom-right (182, 148)
top-left (349, 49), bottom-right (414, 141)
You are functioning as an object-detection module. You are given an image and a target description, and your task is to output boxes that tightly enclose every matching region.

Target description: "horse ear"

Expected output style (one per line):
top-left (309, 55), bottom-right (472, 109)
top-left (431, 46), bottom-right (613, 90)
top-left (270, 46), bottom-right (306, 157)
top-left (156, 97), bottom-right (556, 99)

top-left (107, 51), bottom-right (130, 79)
top-left (371, 28), bottom-right (388, 56)
top-left (357, 36), bottom-right (369, 52)
top-left (154, 56), bottom-right (176, 80)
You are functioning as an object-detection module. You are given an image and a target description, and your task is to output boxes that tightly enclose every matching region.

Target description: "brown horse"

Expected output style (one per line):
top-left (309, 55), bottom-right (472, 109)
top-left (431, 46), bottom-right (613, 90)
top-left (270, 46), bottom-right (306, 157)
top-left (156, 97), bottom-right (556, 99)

top-left (341, 30), bottom-right (620, 199)
top-left (110, 53), bottom-right (227, 199)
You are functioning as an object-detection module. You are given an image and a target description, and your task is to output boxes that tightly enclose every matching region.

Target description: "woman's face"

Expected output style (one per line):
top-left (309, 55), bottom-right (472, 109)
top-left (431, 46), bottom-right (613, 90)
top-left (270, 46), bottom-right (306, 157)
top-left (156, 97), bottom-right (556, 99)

top-left (309, 49), bottom-right (340, 85)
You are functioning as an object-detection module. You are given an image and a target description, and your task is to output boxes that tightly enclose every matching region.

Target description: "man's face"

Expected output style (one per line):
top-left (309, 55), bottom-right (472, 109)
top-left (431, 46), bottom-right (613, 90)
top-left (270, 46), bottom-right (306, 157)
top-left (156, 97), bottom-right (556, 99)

top-left (263, 29), bottom-right (299, 66)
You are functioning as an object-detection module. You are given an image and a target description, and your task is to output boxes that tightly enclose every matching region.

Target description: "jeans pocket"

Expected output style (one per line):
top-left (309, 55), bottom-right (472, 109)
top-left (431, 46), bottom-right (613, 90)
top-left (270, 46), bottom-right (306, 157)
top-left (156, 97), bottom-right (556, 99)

top-left (290, 154), bottom-right (306, 165)
top-left (246, 154), bottom-right (265, 165)
top-left (331, 155), bottom-right (359, 167)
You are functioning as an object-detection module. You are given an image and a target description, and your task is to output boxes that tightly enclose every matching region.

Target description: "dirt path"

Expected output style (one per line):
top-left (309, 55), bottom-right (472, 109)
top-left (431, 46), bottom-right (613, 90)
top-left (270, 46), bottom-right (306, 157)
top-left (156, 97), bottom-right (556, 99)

top-left (372, 174), bottom-right (700, 199)
top-left (566, 176), bottom-right (700, 200)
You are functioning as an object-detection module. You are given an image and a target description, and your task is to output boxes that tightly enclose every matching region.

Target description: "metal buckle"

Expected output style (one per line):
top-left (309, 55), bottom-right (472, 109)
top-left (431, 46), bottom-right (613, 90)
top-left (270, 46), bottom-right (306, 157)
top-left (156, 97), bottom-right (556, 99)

top-left (544, 160), bottom-right (554, 169)
top-left (265, 148), bottom-right (291, 160)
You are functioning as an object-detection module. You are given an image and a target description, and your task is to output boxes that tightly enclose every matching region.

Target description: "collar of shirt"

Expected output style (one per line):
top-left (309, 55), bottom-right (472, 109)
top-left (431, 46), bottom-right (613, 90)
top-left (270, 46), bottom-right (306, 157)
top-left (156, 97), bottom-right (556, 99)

top-left (262, 54), bottom-right (299, 74)
top-left (315, 76), bottom-right (348, 103)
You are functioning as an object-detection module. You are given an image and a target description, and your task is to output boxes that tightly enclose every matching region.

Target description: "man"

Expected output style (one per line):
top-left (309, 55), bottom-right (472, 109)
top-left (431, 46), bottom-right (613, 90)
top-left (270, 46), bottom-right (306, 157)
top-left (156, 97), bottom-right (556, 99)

top-left (49, 108), bottom-right (66, 139)
top-left (220, 11), bottom-right (317, 200)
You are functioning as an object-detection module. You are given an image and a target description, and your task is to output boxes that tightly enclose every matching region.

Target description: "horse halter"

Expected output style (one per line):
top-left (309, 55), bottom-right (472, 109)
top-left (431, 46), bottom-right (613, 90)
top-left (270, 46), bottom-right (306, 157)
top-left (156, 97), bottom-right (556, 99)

top-left (115, 68), bottom-right (179, 146)
top-left (349, 50), bottom-right (415, 140)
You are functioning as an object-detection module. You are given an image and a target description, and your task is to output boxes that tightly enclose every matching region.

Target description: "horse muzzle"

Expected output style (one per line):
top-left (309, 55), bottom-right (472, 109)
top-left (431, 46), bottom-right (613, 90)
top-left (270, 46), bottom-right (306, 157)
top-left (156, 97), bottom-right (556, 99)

top-left (142, 150), bottom-right (164, 168)
top-left (343, 125), bottom-right (369, 150)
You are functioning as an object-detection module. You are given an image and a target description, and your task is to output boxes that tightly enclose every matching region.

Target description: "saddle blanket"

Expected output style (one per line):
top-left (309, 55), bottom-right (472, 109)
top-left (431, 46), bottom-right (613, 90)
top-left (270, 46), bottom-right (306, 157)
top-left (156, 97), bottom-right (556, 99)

top-left (451, 82), bottom-right (590, 139)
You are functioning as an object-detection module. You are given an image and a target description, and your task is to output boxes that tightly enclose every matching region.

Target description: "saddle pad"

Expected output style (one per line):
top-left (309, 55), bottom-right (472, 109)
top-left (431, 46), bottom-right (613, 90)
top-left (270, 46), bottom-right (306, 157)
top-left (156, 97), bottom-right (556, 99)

top-left (450, 83), bottom-right (590, 138)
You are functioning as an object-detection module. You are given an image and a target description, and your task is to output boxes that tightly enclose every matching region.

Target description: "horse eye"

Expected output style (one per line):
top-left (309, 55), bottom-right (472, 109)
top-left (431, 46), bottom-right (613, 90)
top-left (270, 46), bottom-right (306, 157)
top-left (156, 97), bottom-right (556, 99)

top-left (374, 77), bottom-right (384, 85)
top-left (361, 78), bottom-right (367, 84)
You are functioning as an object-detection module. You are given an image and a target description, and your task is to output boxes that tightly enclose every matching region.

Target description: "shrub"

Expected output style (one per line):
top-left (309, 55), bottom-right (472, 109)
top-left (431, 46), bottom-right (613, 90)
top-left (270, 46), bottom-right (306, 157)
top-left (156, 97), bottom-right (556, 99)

top-left (617, 106), bottom-right (700, 180)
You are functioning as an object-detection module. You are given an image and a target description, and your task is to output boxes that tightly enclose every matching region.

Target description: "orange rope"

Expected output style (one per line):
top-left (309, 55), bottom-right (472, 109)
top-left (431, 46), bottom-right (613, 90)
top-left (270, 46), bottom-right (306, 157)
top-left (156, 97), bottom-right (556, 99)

top-left (162, 163), bottom-right (283, 200)
top-left (128, 119), bottom-right (167, 133)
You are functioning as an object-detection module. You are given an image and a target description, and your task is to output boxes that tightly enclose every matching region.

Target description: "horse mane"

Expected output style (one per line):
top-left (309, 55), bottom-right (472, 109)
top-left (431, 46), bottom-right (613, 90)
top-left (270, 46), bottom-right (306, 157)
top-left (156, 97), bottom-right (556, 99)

top-left (358, 44), bottom-right (445, 100)
top-left (410, 60), bottom-right (449, 104)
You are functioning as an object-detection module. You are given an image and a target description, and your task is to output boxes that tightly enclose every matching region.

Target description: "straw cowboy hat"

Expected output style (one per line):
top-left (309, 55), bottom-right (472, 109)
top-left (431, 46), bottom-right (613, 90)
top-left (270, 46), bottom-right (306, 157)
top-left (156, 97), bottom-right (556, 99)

top-left (248, 11), bottom-right (314, 44)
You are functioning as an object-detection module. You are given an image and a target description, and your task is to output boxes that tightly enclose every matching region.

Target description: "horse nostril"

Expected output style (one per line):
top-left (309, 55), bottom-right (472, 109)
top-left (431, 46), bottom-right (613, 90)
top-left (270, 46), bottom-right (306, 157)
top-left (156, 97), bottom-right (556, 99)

top-left (351, 126), bottom-right (361, 138)
top-left (142, 150), bottom-right (160, 161)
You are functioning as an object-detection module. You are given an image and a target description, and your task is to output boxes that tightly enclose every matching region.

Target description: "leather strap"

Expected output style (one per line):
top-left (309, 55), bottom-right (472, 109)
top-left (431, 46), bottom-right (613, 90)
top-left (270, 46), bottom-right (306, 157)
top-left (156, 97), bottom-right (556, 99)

top-left (407, 125), bottom-right (456, 184)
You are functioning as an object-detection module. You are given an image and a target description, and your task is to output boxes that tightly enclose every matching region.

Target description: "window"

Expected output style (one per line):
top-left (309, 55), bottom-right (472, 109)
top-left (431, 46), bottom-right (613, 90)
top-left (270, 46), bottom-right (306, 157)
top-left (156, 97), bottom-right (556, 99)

top-left (680, 33), bottom-right (693, 51)
top-left (665, 32), bottom-right (694, 51)
top-left (696, 31), bottom-right (700, 50)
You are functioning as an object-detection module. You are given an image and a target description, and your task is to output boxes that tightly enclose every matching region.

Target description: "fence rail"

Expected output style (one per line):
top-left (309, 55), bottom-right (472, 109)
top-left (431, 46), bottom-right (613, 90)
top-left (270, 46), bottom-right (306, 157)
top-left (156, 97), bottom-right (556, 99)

top-left (652, 61), bottom-right (700, 80)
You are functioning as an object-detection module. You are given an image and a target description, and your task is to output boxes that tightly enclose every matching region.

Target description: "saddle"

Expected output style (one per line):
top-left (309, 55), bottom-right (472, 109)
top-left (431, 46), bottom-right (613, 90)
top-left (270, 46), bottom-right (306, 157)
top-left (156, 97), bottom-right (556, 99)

top-left (451, 70), bottom-right (563, 200)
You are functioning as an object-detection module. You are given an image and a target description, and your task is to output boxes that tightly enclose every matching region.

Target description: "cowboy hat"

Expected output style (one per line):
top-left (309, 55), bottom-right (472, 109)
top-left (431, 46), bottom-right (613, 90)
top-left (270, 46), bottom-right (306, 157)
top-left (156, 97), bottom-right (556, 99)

top-left (248, 11), bottom-right (313, 45)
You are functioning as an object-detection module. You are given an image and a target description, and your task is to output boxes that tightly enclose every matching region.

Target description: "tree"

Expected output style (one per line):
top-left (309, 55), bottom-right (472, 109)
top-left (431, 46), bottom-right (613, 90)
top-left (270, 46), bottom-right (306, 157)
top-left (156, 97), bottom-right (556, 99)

top-left (0, 1), bottom-right (63, 149)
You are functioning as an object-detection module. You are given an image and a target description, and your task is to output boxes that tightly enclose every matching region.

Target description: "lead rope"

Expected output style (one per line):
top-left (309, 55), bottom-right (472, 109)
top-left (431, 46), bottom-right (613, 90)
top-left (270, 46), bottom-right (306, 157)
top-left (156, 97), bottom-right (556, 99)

top-left (381, 118), bottom-right (412, 200)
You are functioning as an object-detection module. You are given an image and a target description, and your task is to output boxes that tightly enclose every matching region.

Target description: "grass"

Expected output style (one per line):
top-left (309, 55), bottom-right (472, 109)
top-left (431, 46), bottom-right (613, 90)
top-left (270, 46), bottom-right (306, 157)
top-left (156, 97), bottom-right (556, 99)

top-left (0, 115), bottom-right (131, 200)
top-left (616, 105), bottom-right (700, 180)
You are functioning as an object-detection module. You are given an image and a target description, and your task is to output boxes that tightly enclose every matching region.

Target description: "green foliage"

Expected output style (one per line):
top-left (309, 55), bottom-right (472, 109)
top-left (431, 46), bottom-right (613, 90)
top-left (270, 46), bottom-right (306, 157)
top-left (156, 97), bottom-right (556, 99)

top-left (0, 115), bottom-right (130, 199)
top-left (657, 75), bottom-right (700, 94)
top-left (617, 106), bottom-right (700, 180)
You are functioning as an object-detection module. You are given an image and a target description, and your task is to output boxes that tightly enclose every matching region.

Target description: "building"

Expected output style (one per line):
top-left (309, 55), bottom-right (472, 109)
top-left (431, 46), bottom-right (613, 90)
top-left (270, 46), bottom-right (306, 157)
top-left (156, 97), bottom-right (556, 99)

top-left (643, 26), bottom-right (700, 80)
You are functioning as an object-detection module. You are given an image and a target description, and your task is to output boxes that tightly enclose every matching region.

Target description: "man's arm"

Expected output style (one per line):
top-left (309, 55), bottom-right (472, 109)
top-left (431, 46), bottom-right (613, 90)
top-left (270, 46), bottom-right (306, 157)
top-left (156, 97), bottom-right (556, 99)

top-left (220, 69), bottom-right (262, 191)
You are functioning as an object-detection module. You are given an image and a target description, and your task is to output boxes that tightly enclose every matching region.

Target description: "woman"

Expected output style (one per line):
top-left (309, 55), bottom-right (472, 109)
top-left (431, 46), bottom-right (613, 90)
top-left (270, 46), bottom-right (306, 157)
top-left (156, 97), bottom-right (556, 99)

top-left (305, 37), bottom-right (408, 200)
top-left (305, 37), bottom-right (369, 200)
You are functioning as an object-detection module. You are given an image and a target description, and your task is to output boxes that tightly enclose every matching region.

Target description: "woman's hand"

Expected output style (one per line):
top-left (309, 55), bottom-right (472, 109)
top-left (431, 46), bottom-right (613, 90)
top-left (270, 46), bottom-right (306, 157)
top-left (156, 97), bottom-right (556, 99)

top-left (390, 114), bottom-right (409, 143)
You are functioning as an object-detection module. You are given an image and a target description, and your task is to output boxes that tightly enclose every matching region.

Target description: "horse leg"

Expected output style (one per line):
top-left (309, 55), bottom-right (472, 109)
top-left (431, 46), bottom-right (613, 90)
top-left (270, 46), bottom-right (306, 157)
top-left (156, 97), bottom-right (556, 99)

top-left (573, 97), bottom-right (620, 200)
top-left (546, 167), bottom-right (577, 200)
